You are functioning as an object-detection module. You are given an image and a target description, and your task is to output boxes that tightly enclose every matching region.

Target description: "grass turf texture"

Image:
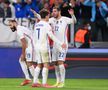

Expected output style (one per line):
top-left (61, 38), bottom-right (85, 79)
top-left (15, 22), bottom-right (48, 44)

top-left (0, 79), bottom-right (108, 90)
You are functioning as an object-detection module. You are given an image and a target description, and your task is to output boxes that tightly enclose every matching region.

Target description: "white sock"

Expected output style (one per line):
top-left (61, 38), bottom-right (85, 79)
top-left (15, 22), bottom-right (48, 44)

top-left (29, 65), bottom-right (34, 77)
top-left (33, 67), bottom-right (41, 83)
top-left (42, 67), bottom-right (48, 84)
top-left (59, 64), bottom-right (65, 83)
top-left (55, 65), bottom-right (60, 83)
top-left (19, 59), bottom-right (31, 80)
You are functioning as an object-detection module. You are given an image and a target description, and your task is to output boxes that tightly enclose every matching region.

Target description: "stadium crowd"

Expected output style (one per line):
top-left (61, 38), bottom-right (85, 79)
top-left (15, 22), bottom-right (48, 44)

top-left (0, 0), bottom-right (108, 42)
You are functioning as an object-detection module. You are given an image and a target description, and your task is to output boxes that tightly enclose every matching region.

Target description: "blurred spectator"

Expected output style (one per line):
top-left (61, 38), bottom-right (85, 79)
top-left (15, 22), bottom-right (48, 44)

top-left (51, 0), bottom-right (62, 10)
top-left (0, 0), bottom-right (4, 17)
top-left (76, 0), bottom-right (96, 42)
top-left (3, 0), bottom-right (12, 18)
top-left (25, 0), bottom-right (39, 18)
top-left (0, 0), bottom-right (4, 8)
top-left (69, 0), bottom-right (80, 19)
top-left (36, 0), bottom-right (49, 10)
top-left (60, 1), bottom-right (71, 17)
top-left (13, 0), bottom-right (26, 18)
top-left (43, 2), bottom-right (51, 11)
top-left (9, 2), bottom-right (16, 18)
top-left (49, 0), bottom-right (55, 7)
top-left (59, 0), bottom-right (64, 4)
top-left (0, 6), bottom-right (4, 17)
top-left (79, 0), bottom-right (93, 22)
top-left (94, 0), bottom-right (108, 41)
top-left (75, 21), bottom-right (91, 48)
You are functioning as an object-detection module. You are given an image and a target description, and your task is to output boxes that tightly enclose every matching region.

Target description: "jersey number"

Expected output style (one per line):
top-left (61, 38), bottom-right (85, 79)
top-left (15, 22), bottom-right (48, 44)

top-left (55, 26), bottom-right (59, 31)
top-left (59, 52), bottom-right (64, 58)
top-left (36, 28), bottom-right (40, 39)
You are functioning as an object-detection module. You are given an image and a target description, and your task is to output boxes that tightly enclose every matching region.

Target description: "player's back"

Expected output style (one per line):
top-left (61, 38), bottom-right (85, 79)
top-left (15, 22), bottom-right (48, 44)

top-left (16, 25), bottom-right (33, 46)
top-left (33, 21), bottom-right (51, 51)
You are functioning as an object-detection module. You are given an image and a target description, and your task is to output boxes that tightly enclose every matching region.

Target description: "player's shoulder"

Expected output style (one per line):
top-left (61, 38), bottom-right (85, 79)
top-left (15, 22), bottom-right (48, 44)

top-left (61, 16), bottom-right (70, 20)
top-left (17, 25), bottom-right (27, 30)
top-left (17, 25), bottom-right (30, 34)
top-left (35, 21), bottom-right (51, 28)
top-left (45, 22), bottom-right (51, 28)
top-left (17, 25), bottom-right (23, 33)
top-left (49, 17), bottom-right (56, 22)
top-left (49, 17), bottom-right (55, 20)
top-left (35, 21), bottom-right (44, 26)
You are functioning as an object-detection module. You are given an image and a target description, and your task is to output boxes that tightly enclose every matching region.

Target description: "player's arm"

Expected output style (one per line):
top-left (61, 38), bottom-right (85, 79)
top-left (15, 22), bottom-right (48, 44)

top-left (30, 9), bottom-right (41, 20)
top-left (68, 9), bottom-right (77, 24)
top-left (47, 27), bottom-right (66, 49)
top-left (20, 38), bottom-right (27, 61)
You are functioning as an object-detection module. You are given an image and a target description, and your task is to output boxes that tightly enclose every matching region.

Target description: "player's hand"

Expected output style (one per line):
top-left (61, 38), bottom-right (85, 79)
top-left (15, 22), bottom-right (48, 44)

top-left (68, 9), bottom-right (74, 16)
top-left (20, 54), bottom-right (26, 61)
top-left (61, 43), bottom-right (67, 49)
top-left (30, 9), bottom-right (37, 15)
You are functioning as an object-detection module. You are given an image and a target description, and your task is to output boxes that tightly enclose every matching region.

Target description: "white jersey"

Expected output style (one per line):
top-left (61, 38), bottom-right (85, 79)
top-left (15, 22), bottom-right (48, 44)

top-left (33, 20), bottom-right (62, 52)
top-left (16, 25), bottom-right (36, 62)
top-left (49, 16), bottom-right (76, 48)
top-left (16, 25), bottom-right (34, 48)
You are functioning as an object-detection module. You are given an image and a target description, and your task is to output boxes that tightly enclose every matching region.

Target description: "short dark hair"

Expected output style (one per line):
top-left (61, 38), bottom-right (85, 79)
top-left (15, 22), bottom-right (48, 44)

top-left (53, 6), bottom-right (61, 11)
top-left (39, 9), bottom-right (49, 19)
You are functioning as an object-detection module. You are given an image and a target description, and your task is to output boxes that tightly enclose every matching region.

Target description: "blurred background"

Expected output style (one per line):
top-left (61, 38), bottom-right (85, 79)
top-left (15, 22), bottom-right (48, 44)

top-left (0, 0), bottom-right (108, 47)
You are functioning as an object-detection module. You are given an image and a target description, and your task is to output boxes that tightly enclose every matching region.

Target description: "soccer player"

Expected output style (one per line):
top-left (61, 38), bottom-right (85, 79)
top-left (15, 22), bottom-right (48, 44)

top-left (8, 20), bottom-right (36, 86)
top-left (49, 7), bottom-right (77, 88)
top-left (32, 9), bottom-right (66, 88)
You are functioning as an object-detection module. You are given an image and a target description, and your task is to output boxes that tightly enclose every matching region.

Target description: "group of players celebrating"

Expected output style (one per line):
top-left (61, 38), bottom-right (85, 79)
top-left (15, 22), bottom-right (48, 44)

top-left (8, 6), bottom-right (76, 88)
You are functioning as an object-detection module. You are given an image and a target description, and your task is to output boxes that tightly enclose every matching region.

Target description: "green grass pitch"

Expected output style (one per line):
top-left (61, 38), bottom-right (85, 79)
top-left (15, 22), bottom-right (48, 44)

top-left (0, 78), bottom-right (108, 90)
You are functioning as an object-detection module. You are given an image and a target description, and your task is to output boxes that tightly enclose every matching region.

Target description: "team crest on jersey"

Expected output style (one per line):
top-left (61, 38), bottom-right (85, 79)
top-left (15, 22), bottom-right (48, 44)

top-left (56, 21), bottom-right (59, 24)
top-left (60, 21), bottom-right (62, 23)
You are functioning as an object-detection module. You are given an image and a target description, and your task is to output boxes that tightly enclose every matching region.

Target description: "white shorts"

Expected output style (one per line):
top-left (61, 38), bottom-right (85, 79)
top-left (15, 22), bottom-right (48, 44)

top-left (25, 47), bottom-right (36, 62)
top-left (35, 49), bottom-right (51, 64)
top-left (52, 47), bottom-right (67, 62)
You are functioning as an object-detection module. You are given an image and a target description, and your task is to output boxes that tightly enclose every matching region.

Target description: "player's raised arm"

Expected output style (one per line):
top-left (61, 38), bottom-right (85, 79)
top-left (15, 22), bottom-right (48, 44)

top-left (30, 9), bottom-right (41, 20)
top-left (68, 9), bottom-right (77, 24)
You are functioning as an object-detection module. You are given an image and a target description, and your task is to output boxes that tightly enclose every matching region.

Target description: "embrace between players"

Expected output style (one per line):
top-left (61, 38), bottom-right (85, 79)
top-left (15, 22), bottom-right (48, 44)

top-left (8, 6), bottom-right (76, 88)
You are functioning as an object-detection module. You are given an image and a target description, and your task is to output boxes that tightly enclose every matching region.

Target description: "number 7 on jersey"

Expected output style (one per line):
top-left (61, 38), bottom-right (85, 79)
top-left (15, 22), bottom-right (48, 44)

top-left (36, 28), bottom-right (40, 39)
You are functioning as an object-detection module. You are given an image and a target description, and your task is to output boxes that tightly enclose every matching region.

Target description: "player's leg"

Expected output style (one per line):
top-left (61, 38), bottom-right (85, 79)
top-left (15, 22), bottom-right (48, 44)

top-left (52, 48), bottom-right (62, 87)
top-left (42, 63), bottom-right (49, 85)
top-left (32, 50), bottom-right (42, 87)
top-left (19, 58), bottom-right (31, 86)
top-left (26, 62), bottom-right (34, 77)
top-left (41, 51), bottom-right (49, 85)
top-left (26, 47), bottom-right (35, 77)
top-left (57, 61), bottom-right (65, 88)
top-left (41, 51), bottom-right (52, 88)
top-left (32, 64), bottom-right (42, 87)
top-left (52, 48), bottom-right (61, 86)
top-left (57, 50), bottom-right (67, 88)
